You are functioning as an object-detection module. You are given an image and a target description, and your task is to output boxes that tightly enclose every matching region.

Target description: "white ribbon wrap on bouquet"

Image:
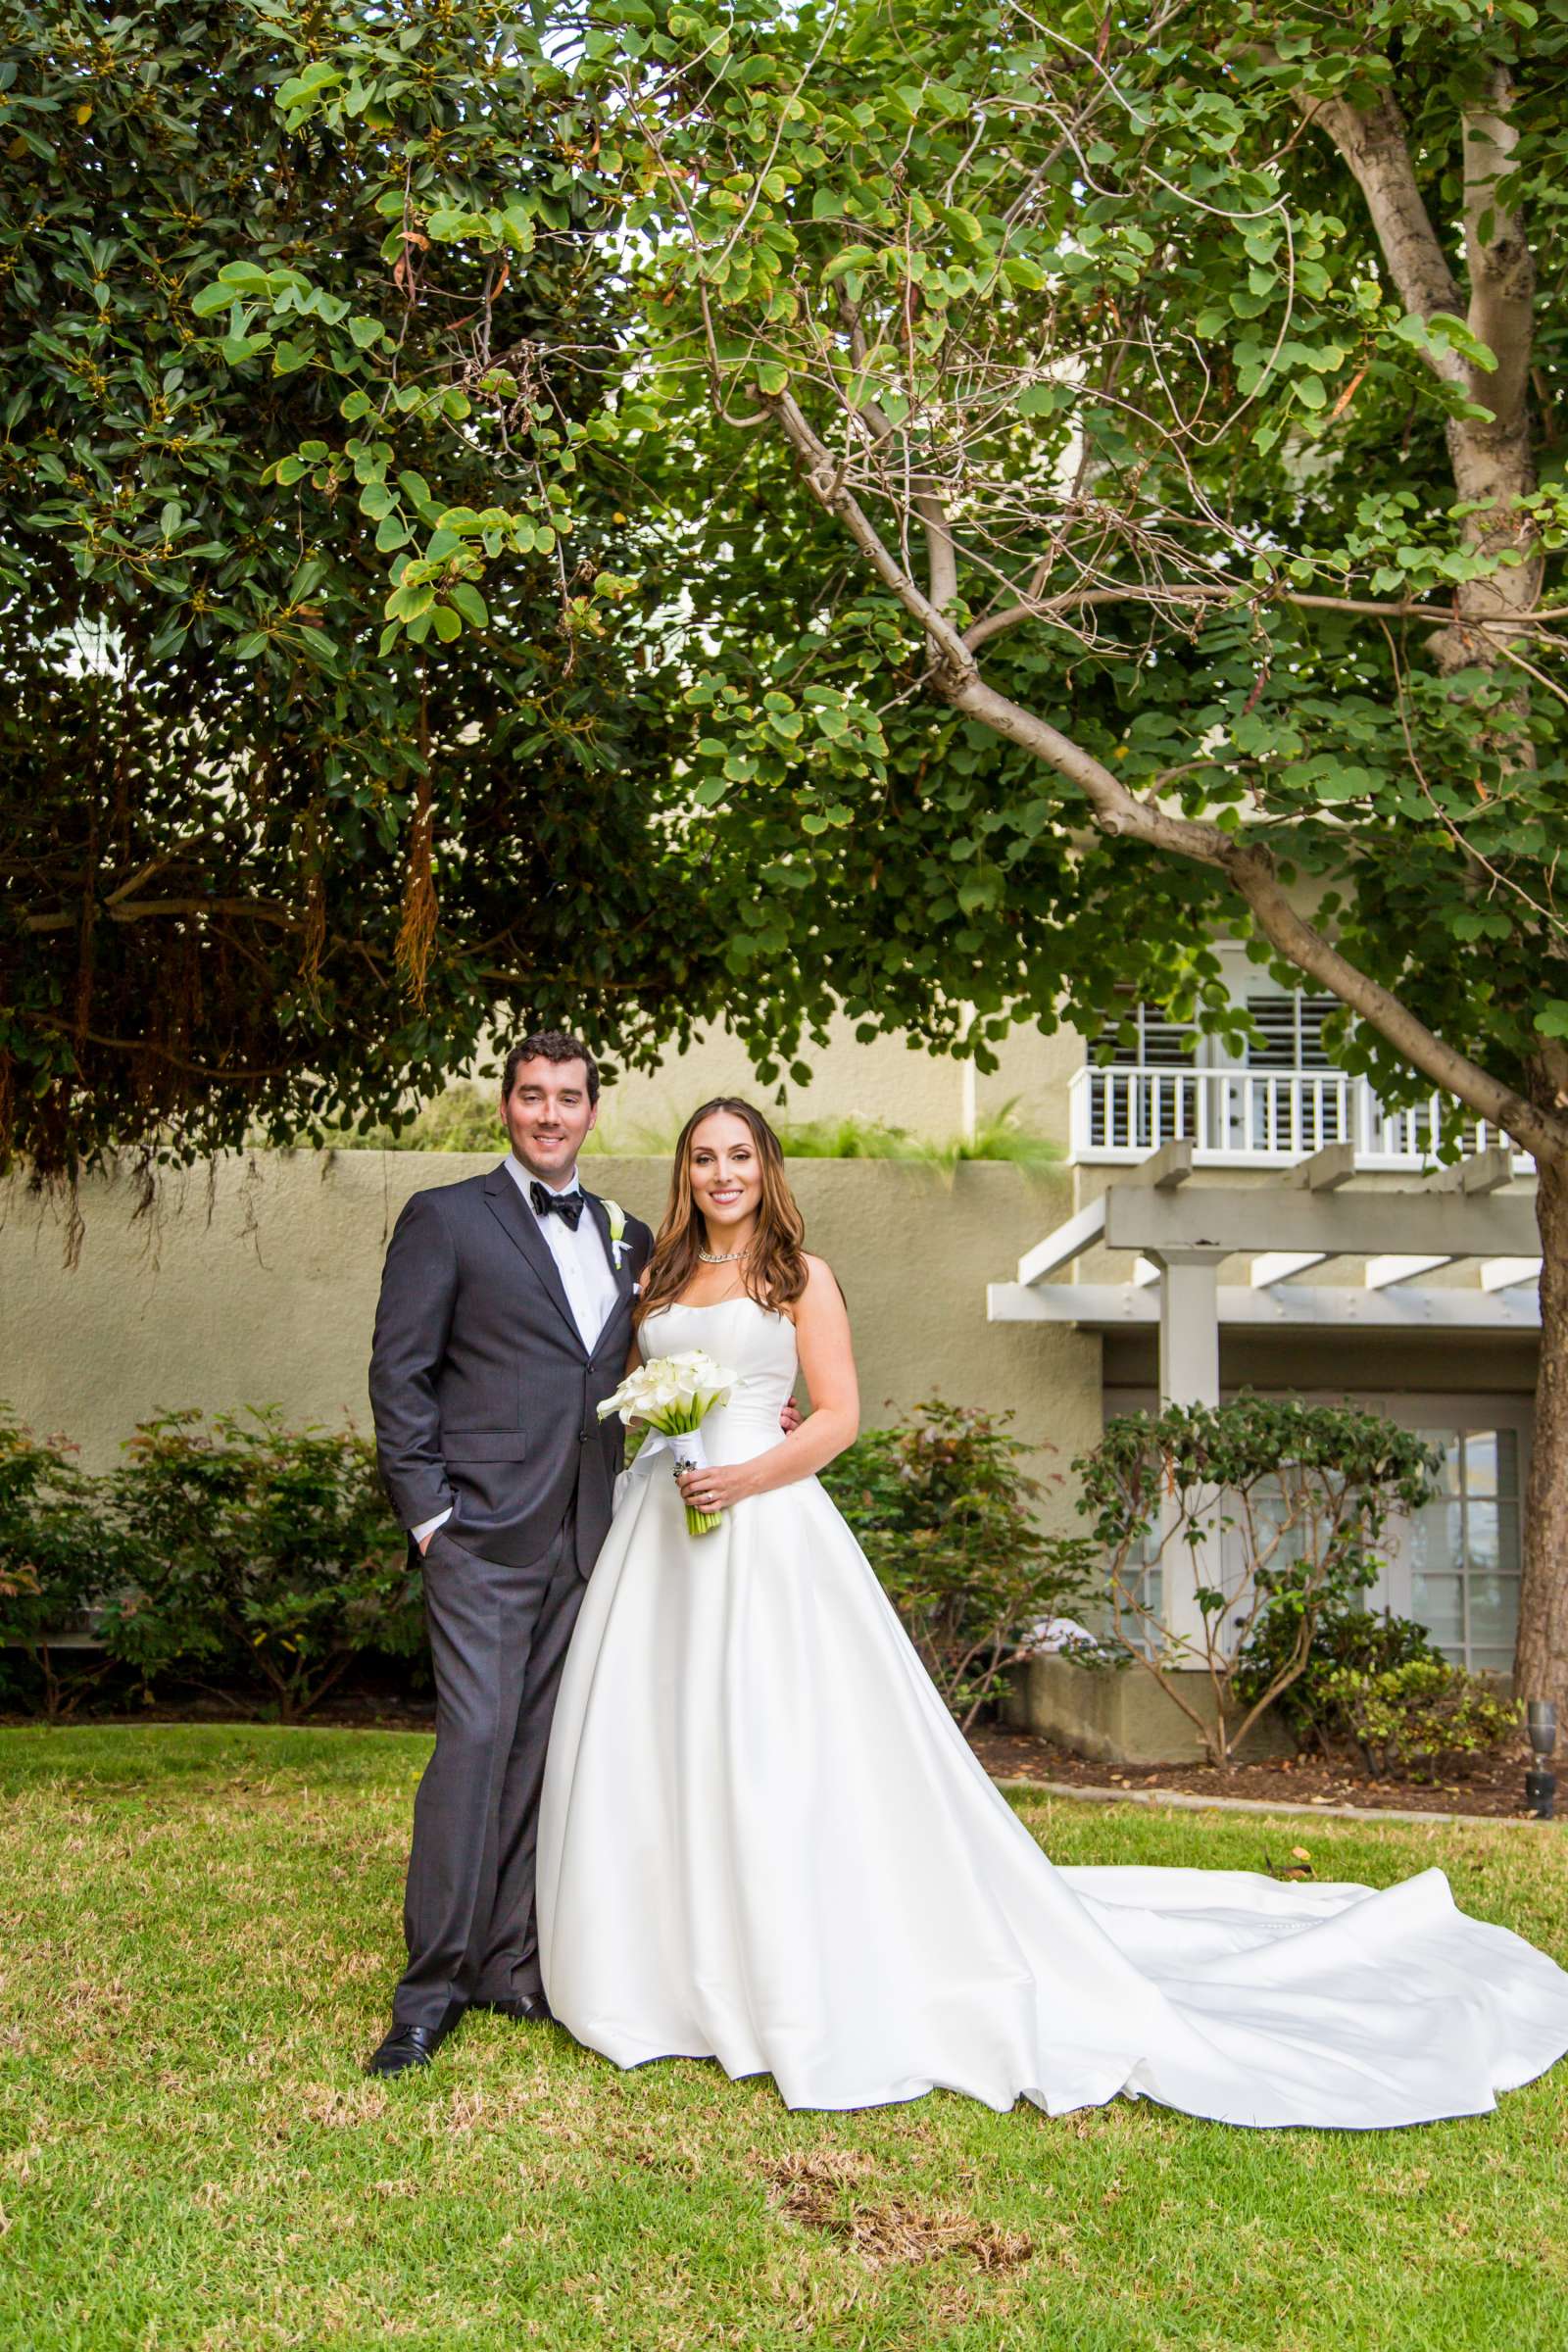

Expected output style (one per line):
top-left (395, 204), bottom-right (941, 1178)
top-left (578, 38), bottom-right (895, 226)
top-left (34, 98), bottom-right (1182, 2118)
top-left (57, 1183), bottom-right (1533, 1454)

top-left (640, 1427), bottom-right (710, 1475)
top-left (614, 1425), bottom-right (709, 1511)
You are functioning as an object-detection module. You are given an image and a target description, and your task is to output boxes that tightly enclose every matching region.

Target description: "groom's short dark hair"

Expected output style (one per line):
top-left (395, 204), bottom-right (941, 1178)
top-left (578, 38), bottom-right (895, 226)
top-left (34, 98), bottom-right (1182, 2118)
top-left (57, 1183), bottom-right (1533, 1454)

top-left (502, 1029), bottom-right (600, 1106)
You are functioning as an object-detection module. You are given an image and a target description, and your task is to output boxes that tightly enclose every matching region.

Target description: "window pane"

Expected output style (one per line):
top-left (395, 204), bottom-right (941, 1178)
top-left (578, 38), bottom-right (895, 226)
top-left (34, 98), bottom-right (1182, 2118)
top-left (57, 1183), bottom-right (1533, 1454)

top-left (1462, 1427), bottom-right (1519, 1500)
top-left (1467, 1500), bottom-right (1499, 1573)
top-left (1469, 1576), bottom-right (1519, 1656)
top-left (1418, 1431), bottom-right (1462, 1497)
top-left (1402, 1421), bottom-right (1524, 1672)
top-left (1464, 1500), bottom-right (1520, 1576)
top-left (1411, 1571), bottom-right (1465, 1651)
top-left (1410, 1499), bottom-right (1464, 1572)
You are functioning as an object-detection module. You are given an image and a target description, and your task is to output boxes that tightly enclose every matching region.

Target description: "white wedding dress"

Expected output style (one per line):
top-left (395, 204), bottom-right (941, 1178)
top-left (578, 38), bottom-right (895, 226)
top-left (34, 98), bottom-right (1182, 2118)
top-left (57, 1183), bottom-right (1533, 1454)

top-left (537, 1298), bottom-right (1568, 2129)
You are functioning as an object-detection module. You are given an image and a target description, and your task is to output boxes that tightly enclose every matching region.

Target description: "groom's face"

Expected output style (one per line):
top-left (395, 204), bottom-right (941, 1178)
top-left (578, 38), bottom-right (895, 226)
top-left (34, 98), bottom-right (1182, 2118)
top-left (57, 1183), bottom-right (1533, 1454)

top-left (502, 1056), bottom-right (598, 1182)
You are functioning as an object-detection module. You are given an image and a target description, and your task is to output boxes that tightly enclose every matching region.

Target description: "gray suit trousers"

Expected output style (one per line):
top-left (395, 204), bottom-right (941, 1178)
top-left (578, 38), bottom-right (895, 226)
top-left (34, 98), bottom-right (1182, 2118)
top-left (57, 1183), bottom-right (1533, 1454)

top-left (395, 1509), bottom-right (584, 2026)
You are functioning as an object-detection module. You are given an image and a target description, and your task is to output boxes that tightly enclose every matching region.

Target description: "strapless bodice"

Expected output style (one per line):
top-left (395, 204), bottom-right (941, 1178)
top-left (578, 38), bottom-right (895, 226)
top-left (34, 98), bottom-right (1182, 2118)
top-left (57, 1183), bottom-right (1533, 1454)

top-left (638, 1297), bottom-right (798, 1465)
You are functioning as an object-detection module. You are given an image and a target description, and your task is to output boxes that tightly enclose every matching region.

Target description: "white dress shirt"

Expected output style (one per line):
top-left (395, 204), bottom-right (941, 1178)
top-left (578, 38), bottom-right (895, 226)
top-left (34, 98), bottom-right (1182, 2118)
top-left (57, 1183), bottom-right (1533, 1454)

top-left (410, 1158), bottom-right (619, 1546)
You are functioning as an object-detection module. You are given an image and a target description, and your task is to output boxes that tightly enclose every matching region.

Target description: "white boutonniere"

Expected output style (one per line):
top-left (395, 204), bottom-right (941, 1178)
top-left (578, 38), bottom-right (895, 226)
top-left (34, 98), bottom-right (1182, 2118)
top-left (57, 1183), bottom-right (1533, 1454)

top-left (602, 1196), bottom-right (630, 1272)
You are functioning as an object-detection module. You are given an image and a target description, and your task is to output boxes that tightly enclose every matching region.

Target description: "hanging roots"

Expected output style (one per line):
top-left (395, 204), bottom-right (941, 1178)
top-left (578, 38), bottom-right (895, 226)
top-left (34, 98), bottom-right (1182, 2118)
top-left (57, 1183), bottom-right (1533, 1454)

top-left (396, 761), bottom-right (437, 1010)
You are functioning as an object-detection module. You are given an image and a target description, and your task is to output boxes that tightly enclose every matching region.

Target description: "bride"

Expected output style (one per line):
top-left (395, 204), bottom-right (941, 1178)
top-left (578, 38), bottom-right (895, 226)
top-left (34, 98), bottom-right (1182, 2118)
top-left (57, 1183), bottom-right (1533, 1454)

top-left (536, 1099), bottom-right (1568, 2129)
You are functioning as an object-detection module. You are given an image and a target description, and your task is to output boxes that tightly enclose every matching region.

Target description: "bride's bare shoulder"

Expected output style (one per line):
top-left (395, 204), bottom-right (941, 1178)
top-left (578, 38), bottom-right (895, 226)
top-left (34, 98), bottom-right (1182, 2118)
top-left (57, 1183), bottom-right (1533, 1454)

top-left (797, 1254), bottom-right (848, 1309)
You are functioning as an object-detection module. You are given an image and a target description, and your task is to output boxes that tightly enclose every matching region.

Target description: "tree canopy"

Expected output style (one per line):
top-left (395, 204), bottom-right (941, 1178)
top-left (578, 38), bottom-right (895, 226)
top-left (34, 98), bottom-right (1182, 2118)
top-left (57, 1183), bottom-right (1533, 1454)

top-left (7, 1), bottom-right (1568, 1696)
top-left (258, 0), bottom-right (1568, 1693)
top-left (0, 0), bottom-right (720, 1183)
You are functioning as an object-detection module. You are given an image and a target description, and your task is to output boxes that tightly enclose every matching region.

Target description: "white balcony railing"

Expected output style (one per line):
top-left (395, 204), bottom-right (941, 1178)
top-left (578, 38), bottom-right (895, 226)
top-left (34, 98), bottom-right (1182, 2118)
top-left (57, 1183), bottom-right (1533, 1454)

top-left (1070, 1063), bottom-right (1533, 1172)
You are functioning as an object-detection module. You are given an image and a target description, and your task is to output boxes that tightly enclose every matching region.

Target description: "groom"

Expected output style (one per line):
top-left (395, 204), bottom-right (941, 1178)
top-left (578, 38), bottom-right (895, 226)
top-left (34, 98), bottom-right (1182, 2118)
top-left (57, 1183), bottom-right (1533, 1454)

top-left (365, 1030), bottom-right (654, 2077)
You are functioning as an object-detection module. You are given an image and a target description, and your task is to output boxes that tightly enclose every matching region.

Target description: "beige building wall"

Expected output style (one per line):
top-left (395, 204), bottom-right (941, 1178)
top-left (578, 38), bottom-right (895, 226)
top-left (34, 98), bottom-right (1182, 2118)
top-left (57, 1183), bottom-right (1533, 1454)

top-left (546, 1009), bottom-right (1083, 1154)
top-left (0, 1150), bottom-right (1101, 1531)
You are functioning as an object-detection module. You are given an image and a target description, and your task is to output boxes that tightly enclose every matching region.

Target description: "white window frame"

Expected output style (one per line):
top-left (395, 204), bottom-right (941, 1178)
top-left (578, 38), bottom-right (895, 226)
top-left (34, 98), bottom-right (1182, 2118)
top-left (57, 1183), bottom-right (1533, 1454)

top-left (1102, 1387), bottom-right (1533, 1674)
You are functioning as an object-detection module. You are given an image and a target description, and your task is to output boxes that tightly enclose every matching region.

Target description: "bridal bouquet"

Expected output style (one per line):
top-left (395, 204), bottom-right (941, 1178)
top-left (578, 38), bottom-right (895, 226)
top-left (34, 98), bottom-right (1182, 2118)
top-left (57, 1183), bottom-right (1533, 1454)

top-left (598, 1349), bottom-right (738, 1537)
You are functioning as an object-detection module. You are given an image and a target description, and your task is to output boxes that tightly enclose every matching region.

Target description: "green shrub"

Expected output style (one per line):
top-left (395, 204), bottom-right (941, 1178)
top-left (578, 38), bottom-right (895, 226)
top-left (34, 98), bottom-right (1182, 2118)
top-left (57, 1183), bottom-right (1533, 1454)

top-left (105, 1410), bottom-right (422, 1722)
top-left (1075, 1396), bottom-right (1440, 1768)
top-left (0, 1409), bottom-right (128, 1718)
top-left (822, 1396), bottom-right (1097, 1730)
top-left (1316, 1659), bottom-right (1520, 1783)
top-left (309, 1091), bottom-right (1060, 1165)
top-left (1233, 1597), bottom-right (1443, 1751)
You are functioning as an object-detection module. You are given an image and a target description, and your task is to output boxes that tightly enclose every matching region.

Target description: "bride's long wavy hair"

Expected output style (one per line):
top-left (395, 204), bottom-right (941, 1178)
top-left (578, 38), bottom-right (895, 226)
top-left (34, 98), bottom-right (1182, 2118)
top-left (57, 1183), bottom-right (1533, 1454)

top-left (635, 1099), bottom-right (808, 1327)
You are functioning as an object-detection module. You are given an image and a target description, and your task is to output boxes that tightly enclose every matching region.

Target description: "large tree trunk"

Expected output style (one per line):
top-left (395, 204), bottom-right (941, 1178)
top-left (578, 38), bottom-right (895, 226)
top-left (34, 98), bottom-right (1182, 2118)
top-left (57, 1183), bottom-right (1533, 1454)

top-left (1515, 1102), bottom-right (1568, 1716)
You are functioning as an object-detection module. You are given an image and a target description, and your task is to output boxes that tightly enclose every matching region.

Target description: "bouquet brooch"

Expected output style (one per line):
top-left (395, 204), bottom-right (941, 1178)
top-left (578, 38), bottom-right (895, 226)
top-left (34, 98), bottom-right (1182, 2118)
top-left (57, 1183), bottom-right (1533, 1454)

top-left (598, 1349), bottom-right (738, 1537)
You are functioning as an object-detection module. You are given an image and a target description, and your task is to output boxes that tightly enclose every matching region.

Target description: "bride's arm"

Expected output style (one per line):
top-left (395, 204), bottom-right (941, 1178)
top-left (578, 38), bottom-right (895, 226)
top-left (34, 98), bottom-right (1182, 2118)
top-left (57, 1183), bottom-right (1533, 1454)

top-left (677, 1258), bottom-right (858, 1509)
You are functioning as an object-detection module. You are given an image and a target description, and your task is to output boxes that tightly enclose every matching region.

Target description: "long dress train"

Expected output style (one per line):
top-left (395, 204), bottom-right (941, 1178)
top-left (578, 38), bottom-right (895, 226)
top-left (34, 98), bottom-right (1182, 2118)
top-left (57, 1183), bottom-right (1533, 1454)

top-left (536, 1298), bottom-right (1568, 2130)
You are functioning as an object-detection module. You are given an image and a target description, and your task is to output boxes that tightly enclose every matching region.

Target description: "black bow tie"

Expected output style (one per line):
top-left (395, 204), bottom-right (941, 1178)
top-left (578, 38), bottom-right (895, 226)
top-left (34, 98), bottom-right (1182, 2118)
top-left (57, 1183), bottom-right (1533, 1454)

top-left (530, 1180), bottom-right (585, 1230)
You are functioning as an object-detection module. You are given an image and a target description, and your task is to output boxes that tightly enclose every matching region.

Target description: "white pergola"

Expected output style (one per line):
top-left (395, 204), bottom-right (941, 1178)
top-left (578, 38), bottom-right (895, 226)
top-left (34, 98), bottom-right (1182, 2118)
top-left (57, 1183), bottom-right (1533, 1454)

top-left (988, 1141), bottom-right (1542, 1642)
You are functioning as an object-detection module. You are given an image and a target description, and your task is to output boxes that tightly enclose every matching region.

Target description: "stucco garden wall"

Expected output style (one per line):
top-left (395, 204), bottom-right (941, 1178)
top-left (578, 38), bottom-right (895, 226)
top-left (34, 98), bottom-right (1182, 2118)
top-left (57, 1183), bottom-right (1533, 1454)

top-left (557, 1008), bottom-right (1085, 1152)
top-left (1, 1152), bottom-right (1101, 1523)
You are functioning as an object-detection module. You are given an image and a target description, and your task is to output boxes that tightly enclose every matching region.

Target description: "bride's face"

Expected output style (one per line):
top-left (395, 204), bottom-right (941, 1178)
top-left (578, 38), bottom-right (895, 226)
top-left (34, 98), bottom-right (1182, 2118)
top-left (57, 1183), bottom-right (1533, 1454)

top-left (688, 1112), bottom-right (763, 1242)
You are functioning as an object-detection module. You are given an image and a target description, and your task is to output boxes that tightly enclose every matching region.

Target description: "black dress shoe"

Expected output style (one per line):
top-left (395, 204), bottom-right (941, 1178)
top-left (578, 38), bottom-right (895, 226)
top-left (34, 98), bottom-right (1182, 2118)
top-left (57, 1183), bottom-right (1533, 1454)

top-left (469, 1992), bottom-right (555, 2024)
top-left (367, 1999), bottom-right (466, 2077)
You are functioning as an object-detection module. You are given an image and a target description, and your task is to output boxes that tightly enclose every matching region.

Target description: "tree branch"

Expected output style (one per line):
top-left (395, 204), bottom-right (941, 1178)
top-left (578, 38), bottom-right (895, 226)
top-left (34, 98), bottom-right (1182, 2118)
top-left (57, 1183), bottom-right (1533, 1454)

top-left (21, 898), bottom-right (301, 935)
top-left (1463, 60), bottom-right (1534, 435)
top-left (963, 580), bottom-right (1568, 655)
top-left (773, 381), bottom-right (1567, 1158)
top-left (946, 664), bottom-right (1568, 1165)
top-left (1291, 85), bottom-right (1466, 389)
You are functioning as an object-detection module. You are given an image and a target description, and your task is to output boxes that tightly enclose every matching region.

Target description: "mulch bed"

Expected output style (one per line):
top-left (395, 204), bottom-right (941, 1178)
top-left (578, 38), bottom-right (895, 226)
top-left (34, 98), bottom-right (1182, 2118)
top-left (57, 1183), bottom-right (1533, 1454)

top-left (968, 1722), bottom-right (1545, 1821)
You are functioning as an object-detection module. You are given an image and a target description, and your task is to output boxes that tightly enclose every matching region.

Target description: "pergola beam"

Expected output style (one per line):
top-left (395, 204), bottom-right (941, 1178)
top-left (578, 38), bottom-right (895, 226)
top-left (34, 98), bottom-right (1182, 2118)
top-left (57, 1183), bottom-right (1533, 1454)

top-left (1424, 1146), bottom-right (1515, 1196)
top-left (1016, 1193), bottom-right (1105, 1287)
top-left (1250, 1250), bottom-right (1329, 1287)
top-left (1480, 1256), bottom-right (1543, 1293)
top-left (1365, 1253), bottom-right (1454, 1290)
top-left (1102, 1189), bottom-right (1539, 1260)
top-left (1290, 1143), bottom-right (1357, 1192)
top-left (988, 1282), bottom-right (1542, 1332)
top-left (1119, 1138), bottom-right (1194, 1190)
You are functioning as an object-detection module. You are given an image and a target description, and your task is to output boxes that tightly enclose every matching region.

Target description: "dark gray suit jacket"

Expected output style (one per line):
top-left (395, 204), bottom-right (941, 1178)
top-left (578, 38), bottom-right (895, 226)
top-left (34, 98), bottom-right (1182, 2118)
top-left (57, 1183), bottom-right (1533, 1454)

top-left (368, 1163), bottom-right (654, 1576)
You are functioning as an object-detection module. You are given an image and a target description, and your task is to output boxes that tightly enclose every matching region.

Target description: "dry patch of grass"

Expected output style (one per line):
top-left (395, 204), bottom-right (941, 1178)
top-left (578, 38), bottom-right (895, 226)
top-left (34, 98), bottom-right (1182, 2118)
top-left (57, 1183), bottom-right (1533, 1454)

top-left (762, 2147), bottom-right (1036, 2274)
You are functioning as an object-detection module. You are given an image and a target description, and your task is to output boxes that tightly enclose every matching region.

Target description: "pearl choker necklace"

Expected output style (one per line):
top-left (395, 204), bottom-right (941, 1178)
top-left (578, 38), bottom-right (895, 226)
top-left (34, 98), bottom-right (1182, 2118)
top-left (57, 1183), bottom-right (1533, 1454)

top-left (697, 1247), bottom-right (747, 1264)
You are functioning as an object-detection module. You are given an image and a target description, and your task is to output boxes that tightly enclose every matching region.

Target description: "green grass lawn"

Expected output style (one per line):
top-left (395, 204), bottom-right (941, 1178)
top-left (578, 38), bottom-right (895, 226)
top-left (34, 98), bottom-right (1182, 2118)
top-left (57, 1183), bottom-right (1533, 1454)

top-left (3, 1728), bottom-right (1566, 2352)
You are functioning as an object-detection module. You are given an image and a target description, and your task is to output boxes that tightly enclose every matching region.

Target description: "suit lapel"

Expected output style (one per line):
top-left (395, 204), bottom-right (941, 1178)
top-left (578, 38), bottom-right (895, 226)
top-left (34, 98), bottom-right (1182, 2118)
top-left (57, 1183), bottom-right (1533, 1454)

top-left (581, 1191), bottom-right (630, 1298)
top-left (483, 1163), bottom-right (585, 1355)
top-left (581, 1190), bottom-right (637, 1345)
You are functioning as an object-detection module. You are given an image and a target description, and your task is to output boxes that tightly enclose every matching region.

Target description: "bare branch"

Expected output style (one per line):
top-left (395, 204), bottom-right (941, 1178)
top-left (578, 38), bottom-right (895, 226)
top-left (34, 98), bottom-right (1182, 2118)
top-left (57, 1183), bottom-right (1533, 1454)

top-left (23, 898), bottom-right (301, 935)
top-left (1463, 61), bottom-right (1534, 430)
top-left (946, 666), bottom-right (1568, 1164)
top-left (964, 580), bottom-right (1568, 656)
top-left (1292, 86), bottom-right (1466, 387)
